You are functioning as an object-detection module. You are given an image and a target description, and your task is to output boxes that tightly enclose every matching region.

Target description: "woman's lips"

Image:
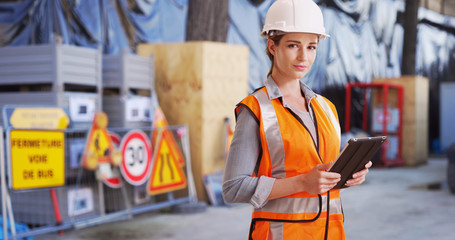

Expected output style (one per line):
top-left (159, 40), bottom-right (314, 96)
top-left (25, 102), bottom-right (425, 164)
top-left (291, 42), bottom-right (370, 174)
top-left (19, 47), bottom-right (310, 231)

top-left (294, 65), bottom-right (307, 71)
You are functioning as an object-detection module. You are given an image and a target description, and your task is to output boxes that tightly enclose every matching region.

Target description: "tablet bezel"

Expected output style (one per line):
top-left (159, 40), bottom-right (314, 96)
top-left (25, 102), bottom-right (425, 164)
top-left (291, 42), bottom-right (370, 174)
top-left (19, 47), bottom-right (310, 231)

top-left (329, 136), bottom-right (387, 189)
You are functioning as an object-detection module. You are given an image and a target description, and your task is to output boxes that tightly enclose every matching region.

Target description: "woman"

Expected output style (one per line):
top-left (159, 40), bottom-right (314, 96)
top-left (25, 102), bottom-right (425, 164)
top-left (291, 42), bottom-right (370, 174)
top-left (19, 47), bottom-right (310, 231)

top-left (222, 0), bottom-right (372, 239)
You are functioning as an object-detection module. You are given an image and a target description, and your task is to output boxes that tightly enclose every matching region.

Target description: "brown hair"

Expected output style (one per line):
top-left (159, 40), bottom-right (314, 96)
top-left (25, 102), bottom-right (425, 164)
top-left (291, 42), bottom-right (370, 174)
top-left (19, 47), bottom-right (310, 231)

top-left (265, 34), bottom-right (284, 78)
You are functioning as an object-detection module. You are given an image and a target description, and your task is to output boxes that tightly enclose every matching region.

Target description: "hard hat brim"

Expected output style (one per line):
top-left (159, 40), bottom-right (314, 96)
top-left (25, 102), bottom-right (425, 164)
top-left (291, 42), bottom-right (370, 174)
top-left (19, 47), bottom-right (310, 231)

top-left (261, 30), bottom-right (330, 40)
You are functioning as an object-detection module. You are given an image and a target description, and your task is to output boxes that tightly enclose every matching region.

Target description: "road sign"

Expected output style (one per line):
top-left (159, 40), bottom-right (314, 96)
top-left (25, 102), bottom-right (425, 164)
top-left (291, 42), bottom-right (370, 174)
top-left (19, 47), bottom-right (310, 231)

top-left (98, 132), bottom-right (123, 188)
top-left (9, 107), bottom-right (69, 130)
top-left (110, 132), bottom-right (121, 147)
top-left (97, 163), bottom-right (122, 188)
top-left (9, 130), bottom-right (65, 190)
top-left (151, 107), bottom-right (185, 165)
top-left (120, 130), bottom-right (152, 186)
top-left (81, 112), bottom-right (122, 170)
top-left (147, 130), bottom-right (187, 195)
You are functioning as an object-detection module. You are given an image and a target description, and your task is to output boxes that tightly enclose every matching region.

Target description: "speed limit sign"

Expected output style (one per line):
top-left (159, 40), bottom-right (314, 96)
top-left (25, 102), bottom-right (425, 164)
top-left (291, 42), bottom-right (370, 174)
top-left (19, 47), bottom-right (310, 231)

top-left (119, 130), bottom-right (152, 186)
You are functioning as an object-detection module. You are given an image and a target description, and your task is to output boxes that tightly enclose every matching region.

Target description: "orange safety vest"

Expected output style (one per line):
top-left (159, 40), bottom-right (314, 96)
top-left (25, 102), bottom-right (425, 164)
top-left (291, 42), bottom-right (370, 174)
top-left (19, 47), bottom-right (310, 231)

top-left (236, 87), bottom-right (345, 240)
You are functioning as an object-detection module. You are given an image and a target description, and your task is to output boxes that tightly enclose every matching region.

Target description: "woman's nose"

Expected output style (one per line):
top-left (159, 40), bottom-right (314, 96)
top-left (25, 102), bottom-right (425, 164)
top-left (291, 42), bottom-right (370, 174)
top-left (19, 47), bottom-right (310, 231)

top-left (297, 49), bottom-right (307, 61)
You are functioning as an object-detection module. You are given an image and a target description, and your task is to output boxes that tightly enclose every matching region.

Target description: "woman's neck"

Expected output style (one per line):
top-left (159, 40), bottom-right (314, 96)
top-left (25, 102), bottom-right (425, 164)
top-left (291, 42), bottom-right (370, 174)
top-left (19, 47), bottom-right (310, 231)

top-left (271, 73), bottom-right (301, 98)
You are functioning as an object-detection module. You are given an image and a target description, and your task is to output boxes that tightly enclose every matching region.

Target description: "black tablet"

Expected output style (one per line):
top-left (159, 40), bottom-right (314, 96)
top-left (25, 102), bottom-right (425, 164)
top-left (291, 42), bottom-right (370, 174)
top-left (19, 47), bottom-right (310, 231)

top-left (329, 136), bottom-right (387, 189)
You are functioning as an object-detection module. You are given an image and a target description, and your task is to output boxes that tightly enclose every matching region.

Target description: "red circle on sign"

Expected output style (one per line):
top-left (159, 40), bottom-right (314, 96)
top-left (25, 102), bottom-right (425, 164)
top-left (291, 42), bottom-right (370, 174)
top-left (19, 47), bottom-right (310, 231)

top-left (120, 130), bottom-right (152, 186)
top-left (110, 132), bottom-right (121, 147)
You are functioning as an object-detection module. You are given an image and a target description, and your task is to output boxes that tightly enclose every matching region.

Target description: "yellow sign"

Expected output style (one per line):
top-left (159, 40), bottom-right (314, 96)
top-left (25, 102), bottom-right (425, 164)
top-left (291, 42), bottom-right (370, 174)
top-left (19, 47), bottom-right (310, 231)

top-left (151, 107), bottom-right (185, 165)
top-left (147, 131), bottom-right (187, 195)
top-left (10, 108), bottom-right (69, 130)
top-left (81, 112), bottom-right (122, 171)
top-left (10, 130), bottom-right (65, 190)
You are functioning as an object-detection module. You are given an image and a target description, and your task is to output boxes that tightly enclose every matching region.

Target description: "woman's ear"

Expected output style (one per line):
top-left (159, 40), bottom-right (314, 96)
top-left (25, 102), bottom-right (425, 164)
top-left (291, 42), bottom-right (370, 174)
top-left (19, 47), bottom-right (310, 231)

top-left (267, 39), bottom-right (276, 56)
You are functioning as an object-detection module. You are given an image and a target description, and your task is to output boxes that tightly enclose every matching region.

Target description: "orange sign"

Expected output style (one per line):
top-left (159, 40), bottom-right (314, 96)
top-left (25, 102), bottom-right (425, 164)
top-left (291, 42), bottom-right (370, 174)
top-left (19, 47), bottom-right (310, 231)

top-left (81, 112), bottom-right (122, 171)
top-left (147, 130), bottom-right (187, 195)
top-left (151, 107), bottom-right (185, 165)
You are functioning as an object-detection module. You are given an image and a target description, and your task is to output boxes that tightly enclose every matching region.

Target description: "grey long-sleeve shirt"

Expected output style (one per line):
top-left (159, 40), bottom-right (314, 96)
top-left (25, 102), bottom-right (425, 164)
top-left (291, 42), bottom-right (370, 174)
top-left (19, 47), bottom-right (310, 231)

top-left (222, 78), bottom-right (318, 209)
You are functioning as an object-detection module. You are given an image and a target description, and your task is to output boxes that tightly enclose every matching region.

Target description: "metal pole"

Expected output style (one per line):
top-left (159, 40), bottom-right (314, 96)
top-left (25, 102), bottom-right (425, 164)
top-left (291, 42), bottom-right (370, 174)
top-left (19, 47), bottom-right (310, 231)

top-left (398, 86), bottom-right (404, 165)
top-left (2, 128), bottom-right (15, 239)
top-left (1, 127), bottom-right (7, 240)
top-left (382, 85), bottom-right (389, 165)
top-left (182, 125), bottom-right (198, 203)
top-left (119, 179), bottom-right (132, 218)
top-left (98, 180), bottom-right (105, 217)
top-left (6, 193), bottom-right (15, 240)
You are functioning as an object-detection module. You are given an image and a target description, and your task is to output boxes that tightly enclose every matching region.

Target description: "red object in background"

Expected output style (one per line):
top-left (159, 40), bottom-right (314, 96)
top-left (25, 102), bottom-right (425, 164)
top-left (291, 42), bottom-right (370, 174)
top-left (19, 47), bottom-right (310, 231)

top-left (50, 188), bottom-right (64, 235)
top-left (345, 82), bottom-right (404, 167)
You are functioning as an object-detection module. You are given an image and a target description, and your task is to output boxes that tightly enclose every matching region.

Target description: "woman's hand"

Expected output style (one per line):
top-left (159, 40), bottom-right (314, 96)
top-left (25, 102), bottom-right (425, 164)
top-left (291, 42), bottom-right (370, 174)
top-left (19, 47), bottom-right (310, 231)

top-left (345, 161), bottom-right (372, 187)
top-left (302, 163), bottom-right (341, 195)
top-left (267, 163), bottom-right (342, 200)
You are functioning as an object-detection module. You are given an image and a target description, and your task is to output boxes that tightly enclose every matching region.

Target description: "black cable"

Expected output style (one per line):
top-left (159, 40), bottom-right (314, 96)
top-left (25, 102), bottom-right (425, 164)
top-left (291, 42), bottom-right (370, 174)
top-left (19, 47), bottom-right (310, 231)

top-left (248, 195), bottom-right (324, 239)
top-left (248, 220), bottom-right (255, 240)
top-left (324, 191), bottom-right (330, 240)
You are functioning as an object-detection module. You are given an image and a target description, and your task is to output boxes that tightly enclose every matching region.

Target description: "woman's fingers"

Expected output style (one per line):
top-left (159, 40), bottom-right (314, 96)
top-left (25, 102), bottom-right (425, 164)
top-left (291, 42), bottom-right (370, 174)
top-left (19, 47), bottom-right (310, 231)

top-left (344, 161), bottom-right (373, 187)
top-left (352, 161), bottom-right (372, 178)
top-left (345, 176), bottom-right (365, 186)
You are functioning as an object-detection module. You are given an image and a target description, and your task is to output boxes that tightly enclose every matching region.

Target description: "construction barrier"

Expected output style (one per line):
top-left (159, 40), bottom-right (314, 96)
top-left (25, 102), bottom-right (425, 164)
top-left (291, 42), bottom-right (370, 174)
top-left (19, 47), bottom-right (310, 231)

top-left (0, 124), bottom-right (198, 240)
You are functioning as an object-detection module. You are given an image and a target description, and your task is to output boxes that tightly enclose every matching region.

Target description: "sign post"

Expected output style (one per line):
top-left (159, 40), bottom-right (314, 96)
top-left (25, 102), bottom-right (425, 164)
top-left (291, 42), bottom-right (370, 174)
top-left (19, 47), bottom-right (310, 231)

top-left (1, 126), bottom-right (9, 240)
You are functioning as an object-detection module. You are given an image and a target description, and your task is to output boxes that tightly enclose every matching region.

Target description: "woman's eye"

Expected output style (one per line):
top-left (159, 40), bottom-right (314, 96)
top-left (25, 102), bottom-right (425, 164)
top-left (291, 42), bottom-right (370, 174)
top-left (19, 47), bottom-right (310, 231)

top-left (308, 46), bottom-right (317, 50)
top-left (288, 44), bottom-right (298, 48)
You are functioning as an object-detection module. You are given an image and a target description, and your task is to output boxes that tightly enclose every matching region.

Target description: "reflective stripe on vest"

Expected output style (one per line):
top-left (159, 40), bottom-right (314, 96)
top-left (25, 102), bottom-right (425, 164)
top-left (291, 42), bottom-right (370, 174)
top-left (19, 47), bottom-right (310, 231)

top-left (316, 95), bottom-right (341, 141)
top-left (254, 196), bottom-right (342, 215)
top-left (253, 90), bottom-right (286, 178)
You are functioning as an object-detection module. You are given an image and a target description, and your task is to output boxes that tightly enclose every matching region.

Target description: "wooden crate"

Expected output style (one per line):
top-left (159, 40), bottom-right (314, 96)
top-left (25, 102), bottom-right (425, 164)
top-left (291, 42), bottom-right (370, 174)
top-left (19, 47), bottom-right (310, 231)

top-left (373, 76), bottom-right (429, 166)
top-left (137, 42), bottom-right (249, 201)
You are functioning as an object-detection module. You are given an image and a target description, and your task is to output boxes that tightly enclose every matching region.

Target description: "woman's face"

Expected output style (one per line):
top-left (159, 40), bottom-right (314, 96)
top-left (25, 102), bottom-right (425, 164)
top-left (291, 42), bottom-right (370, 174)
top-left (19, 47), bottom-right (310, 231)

top-left (268, 32), bottom-right (319, 80)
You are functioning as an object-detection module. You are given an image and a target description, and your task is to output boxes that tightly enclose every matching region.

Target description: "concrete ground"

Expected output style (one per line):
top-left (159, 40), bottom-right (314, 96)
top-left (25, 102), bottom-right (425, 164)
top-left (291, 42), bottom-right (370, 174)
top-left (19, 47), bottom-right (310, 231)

top-left (36, 157), bottom-right (455, 240)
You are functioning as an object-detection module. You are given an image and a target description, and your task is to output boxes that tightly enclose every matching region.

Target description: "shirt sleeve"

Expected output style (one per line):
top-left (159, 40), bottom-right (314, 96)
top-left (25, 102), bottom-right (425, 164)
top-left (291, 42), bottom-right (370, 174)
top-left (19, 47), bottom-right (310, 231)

top-left (222, 106), bottom-right (275, 209)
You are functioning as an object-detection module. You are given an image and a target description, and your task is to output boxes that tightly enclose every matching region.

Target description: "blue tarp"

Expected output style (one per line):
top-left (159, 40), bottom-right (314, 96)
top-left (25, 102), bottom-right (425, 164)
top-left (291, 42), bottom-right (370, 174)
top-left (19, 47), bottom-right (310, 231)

top-left (0, 218), bottom-right (33, 240)
top-left (227, 0), bottom-right (273, 91)
top-left (0, 0), bottom-right (187, 53)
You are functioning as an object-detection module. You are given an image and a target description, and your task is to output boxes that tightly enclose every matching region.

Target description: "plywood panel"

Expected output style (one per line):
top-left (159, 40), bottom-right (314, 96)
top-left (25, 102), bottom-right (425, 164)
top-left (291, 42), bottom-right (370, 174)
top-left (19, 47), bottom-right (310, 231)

top-left (137, 42), bottom-right (249, 201)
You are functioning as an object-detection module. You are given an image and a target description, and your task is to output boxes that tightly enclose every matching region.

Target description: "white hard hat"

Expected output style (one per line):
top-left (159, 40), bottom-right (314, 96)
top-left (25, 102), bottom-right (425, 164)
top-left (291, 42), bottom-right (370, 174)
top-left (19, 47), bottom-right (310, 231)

top-left (261, 0), bottom-right (329, 39)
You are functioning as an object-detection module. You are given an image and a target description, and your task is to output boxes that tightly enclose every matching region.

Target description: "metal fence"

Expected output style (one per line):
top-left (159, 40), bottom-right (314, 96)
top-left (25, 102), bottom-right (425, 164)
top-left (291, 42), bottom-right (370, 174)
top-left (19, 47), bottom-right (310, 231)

top-left (0, 125), bottom-right (197, 239)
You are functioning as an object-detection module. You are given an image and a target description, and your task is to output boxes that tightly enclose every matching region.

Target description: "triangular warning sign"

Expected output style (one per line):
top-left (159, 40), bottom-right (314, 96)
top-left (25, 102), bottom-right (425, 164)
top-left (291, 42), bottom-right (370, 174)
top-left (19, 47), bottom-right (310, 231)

top-left (81, 112), bottom-right (122, 171)
top-left (147, 130), bottom-right (187, 195)
top-left (151, 107), bottom-right (185, 166)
